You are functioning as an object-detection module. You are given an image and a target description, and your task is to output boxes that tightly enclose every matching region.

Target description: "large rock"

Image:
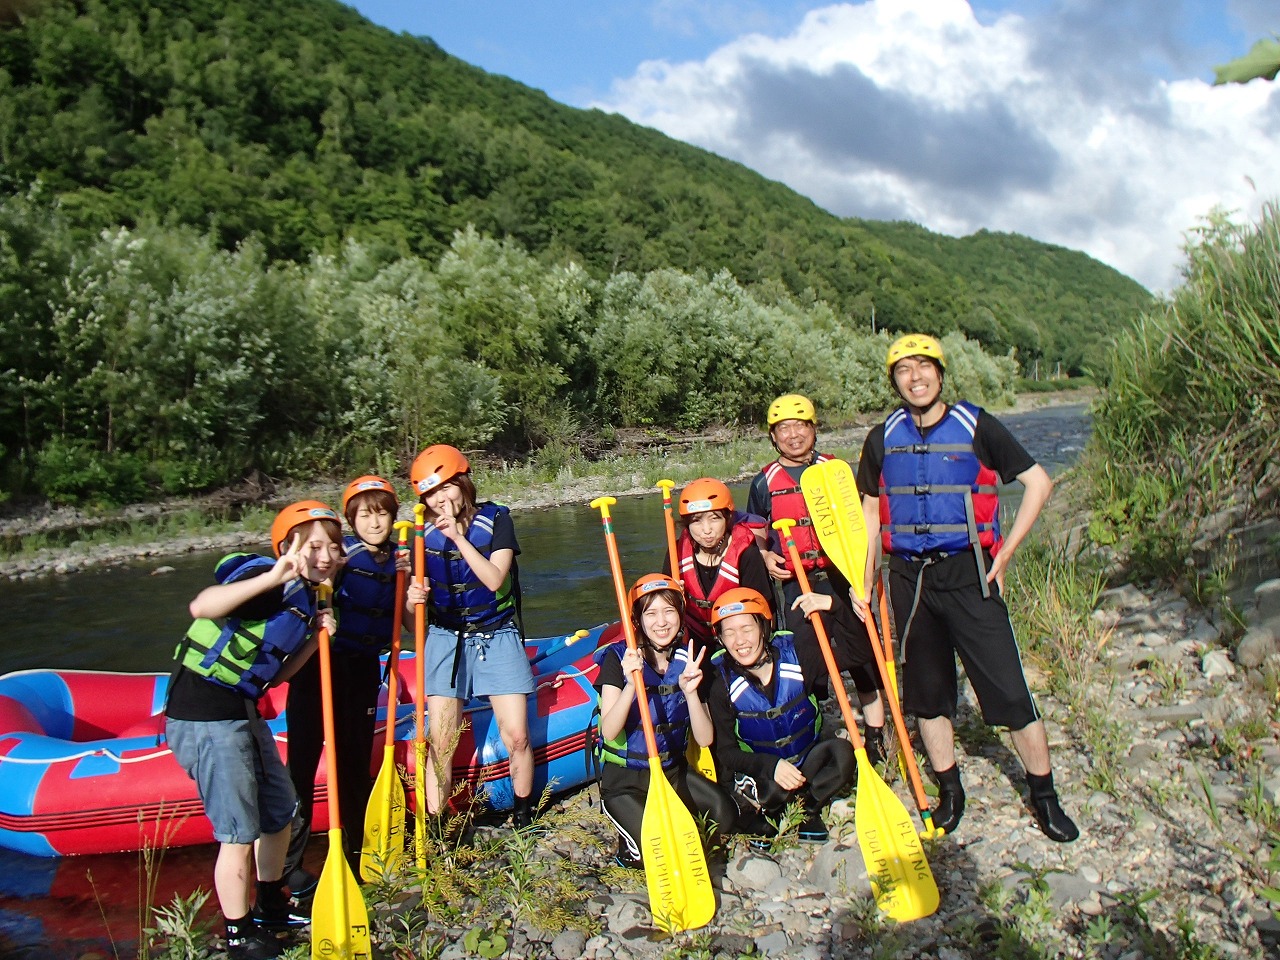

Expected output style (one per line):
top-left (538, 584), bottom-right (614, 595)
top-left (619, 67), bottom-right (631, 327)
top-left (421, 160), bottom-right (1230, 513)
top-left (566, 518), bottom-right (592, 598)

top-left (1255, 579), bottom-right (1280, 623)
top-left (1236, 624), bottom-right (1280, 668)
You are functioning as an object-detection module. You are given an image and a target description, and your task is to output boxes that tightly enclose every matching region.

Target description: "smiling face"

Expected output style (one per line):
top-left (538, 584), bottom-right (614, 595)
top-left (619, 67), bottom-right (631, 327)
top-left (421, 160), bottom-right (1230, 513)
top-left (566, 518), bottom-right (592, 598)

top-left (292, 519), bottom-right (344, 582)
top-left (638, 592), bottom-right (682, 650)
top-left (422, 479), bottom-right (467, 520)
top-left (350, 493), bottom-right (394, 546)
top-left (717, 612), bottom-right (767, 667)
top-left (892, 355), bottom-right (944, 410)
top-left (687, 510), bottom-right (729, 551)
top-left (769, 417), bottom-right (816, 465)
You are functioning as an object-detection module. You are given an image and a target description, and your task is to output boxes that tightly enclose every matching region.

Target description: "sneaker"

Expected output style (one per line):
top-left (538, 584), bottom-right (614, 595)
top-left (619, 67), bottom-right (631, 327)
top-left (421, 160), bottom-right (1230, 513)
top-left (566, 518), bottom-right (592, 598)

top-left (613, 842), bottom-right (642, 869)
top-left (252, 896), bottom-right (310, 930)
top-left (798, 809), bottom-right (829, 843)
top-left (1031, 795), bottom-right (1080, 843)
top-left (226, 926), bottom-right (283, 960)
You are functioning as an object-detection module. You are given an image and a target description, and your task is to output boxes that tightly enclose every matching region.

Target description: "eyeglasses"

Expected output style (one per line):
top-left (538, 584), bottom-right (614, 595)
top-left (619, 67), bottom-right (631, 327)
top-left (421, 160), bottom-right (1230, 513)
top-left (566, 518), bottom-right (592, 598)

top-left (772, 420), bottom-right (813, 436)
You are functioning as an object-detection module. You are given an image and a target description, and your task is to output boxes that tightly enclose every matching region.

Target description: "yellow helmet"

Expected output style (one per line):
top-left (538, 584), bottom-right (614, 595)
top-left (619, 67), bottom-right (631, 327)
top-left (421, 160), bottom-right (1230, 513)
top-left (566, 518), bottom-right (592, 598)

top-left (766, 394), bottom-right (816, 427)
top-left (886, 334), bottom-right (946, 374)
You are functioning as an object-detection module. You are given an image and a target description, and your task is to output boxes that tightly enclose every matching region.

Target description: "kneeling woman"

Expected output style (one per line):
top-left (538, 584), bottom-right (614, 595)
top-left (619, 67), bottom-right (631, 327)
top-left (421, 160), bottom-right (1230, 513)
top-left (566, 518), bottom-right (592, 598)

top-left (707, 588), bottom-right (855, 843)
top-left (595, 575), bottom-right (737, 867)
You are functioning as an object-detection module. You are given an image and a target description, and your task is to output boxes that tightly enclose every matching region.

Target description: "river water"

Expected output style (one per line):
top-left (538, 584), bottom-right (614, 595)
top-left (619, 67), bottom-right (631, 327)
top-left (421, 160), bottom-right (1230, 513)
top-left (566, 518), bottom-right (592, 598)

top-left (0, 403), bottom-right (1089, 958)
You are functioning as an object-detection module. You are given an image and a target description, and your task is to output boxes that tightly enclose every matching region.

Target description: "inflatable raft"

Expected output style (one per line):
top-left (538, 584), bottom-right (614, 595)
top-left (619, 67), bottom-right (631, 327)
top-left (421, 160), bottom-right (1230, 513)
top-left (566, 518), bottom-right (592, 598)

top-left (0, 624), bottom-right (613, 857)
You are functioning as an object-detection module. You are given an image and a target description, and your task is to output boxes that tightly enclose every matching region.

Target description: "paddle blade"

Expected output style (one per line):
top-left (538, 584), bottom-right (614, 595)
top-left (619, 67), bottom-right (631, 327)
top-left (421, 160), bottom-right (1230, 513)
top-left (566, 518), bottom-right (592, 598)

top-left (800, 459), bottom-right (869, 597)
top-left (640, 759), bottom-right (716, 933)
top-left (685, 740), bottom-right (718, 783)
top-left (360, 745), bottom-right (406, 882)
top-left (851, 751), bottom-right (940, 922)
top-left (312, 830), bottom-right (372, 959)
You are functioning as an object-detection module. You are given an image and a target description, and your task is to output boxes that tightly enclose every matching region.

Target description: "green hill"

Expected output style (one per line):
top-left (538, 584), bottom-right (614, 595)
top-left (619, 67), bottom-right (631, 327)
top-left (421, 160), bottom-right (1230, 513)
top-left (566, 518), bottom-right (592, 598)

top-left (1, 0), bottom-right (1148, 360)
top-left (0, 0), bottom-right (1151, 504)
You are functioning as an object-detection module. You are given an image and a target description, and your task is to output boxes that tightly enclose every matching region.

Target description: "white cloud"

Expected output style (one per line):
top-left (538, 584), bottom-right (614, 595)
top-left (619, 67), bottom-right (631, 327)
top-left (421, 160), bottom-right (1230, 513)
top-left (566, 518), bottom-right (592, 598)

top-left (594, 0), bottom-right (1280, 292)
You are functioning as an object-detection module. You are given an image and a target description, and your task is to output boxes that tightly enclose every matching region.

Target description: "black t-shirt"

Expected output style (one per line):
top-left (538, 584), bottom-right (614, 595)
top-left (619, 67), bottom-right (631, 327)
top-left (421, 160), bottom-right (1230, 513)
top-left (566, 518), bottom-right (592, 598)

top-left (706, 634), bottom-right (827, 780)
top-left (166, 574), bottom-right (287, 722)
top-left (856, 405), bottom-right (1036, 588)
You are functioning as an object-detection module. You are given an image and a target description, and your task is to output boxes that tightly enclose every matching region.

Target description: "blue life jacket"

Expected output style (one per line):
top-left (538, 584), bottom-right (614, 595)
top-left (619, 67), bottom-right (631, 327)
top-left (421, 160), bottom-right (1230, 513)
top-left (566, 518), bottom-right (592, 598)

top-left (175, 553), bottom-right (317, 699)
top-left (879, 400), bottom-right (1002, 557)
top-left (713, 632), bottom-right (820, 765)
top-left (594, 639), bottom-right (692, 771)
top-left (332, 535), bottom-right (398, 656)
top-left (423, 502), bottom-right (516, 631)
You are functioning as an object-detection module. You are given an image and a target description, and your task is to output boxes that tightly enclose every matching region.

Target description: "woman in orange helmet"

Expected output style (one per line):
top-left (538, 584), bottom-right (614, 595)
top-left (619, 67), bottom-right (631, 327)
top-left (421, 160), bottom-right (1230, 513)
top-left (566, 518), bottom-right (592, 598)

top-left (668, 477), bottom-right (771, 654)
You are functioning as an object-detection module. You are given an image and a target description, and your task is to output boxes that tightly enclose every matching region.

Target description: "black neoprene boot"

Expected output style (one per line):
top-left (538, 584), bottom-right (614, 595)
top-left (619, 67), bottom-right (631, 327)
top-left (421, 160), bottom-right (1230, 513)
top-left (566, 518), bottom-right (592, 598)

top-left (863, 725), bottom-right (886, 766)
top-left (1027, 771), bottom-right (1079, 843)
top-left (511, 793), bottom-right (535, 829)
top-left (932, 764), bottom-right (965, 834)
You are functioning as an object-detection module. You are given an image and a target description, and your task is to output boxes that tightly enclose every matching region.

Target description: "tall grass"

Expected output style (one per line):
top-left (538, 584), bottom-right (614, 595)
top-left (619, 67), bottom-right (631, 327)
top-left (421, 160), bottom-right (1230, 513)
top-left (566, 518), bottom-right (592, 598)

top-left (1087, 202), bottom-right (1280, 579)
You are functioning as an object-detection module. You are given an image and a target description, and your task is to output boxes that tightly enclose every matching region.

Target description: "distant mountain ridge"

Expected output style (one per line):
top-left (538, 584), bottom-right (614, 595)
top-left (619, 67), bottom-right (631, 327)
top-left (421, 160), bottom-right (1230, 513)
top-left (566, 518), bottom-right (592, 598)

top-left (0, 0), bottom-right (1149, 372)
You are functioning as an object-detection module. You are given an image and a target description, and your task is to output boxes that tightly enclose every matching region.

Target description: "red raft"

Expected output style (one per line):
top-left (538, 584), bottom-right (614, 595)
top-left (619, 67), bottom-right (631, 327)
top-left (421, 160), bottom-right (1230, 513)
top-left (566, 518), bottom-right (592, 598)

top-left (0, 625), bottom-right (611, 857)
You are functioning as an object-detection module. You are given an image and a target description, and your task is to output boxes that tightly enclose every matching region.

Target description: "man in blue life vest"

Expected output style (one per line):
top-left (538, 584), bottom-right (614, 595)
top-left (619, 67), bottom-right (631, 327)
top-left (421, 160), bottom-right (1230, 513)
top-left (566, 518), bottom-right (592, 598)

top-left (855, 335), bottom-right (1078, 842)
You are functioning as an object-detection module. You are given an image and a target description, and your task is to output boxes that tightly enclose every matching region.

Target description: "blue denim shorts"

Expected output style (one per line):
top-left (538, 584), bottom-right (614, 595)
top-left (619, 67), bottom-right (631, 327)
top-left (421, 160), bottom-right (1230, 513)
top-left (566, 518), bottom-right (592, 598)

top-left (424, 621), bottom-right (535, 699)
top-left (166, 715), bottom-right (298, 844)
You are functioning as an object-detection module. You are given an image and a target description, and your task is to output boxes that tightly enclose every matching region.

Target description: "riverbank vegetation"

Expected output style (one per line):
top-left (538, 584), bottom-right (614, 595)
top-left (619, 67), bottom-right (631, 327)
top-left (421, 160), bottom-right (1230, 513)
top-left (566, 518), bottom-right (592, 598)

top-left (0, 0), bottom-right (1149, 509)
top-left (1083, 202), bottom-right (1280, 591)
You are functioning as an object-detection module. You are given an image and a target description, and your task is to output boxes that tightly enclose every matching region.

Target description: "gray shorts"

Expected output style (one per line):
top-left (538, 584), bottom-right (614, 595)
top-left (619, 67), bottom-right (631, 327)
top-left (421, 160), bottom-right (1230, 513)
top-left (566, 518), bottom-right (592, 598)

top-left (424, 621), bottom-right (535, 699)
top-left (166, 715), bottom-right (298, 844)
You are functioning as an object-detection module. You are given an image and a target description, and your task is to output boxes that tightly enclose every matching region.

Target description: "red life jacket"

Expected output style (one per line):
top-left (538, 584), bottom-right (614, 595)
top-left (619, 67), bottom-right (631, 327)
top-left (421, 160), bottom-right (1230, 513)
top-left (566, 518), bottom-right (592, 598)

top-left (678, 522), bottom-right (756, 646)
top-left (763, 453), bottom-right (833, 574)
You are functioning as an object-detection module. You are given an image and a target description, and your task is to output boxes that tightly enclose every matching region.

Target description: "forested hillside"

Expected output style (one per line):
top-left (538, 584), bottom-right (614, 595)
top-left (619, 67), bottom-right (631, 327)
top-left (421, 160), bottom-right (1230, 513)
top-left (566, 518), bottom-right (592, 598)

top-left (0, 0), bottom-right (1150, 505)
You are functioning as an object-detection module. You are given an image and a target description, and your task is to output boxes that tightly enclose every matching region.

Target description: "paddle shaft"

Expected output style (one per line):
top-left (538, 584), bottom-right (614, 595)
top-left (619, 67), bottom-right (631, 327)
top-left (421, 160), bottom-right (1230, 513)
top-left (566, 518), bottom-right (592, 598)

top-left (383, 522), bottom-right (412, 751)
top-left (412, 504), bottom-right (428, 866)
top-left (657, 480), bottom-right (680, 579)
top-left (315, 584), bottom-right (342, 827)
top-left (773, 521), bottom-right (865, 750)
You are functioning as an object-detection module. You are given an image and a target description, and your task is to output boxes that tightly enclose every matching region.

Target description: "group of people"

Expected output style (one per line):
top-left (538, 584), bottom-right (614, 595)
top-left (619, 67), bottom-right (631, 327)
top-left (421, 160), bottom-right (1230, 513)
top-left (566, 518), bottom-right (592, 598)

top-left (164, 333), bottom-right (1077, 958)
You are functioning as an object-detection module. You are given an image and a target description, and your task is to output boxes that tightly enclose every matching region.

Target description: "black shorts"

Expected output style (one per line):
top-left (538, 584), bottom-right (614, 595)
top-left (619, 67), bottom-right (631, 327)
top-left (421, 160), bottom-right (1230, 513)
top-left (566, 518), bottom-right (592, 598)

top-left (779, 574), bottom-right (881, 695)
top-left (888, 554), bottom-right (1039, 729)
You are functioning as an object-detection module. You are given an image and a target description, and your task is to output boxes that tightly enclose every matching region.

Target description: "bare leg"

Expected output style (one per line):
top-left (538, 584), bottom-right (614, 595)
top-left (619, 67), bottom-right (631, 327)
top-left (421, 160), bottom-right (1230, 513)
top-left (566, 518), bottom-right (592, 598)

top-left (214, 842), bottom-right (254, 918)
top-left (857, 688), bottom-right (885, 727)
top-left (426, 695), bottom-right (462, 814)
top-left (918, 715), bottom-right (956, 771)
top-left (1009, 718), bottom-right (1051, 777)
top-left (490, 693), bottom-right (533, 798)
top-left (254, 823), bottom-right (292, 882)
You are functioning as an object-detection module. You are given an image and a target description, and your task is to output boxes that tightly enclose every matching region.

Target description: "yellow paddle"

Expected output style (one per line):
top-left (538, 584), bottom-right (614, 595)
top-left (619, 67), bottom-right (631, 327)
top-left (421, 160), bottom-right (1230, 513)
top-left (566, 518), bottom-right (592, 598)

top-left (591, 496), bottom-right (716, 934)
top-left (774, 519), bottom-right (939, 922)
top-left (360, 519), bottom-right (412, 882)
top-left (656, 479), bottom-right (718, 784)
top-left (411, 503), bottom-right (429, 871)
top-left (310, 583), bottom-right (373, 960)
top-left (800, 458), bottom-right (940, 837)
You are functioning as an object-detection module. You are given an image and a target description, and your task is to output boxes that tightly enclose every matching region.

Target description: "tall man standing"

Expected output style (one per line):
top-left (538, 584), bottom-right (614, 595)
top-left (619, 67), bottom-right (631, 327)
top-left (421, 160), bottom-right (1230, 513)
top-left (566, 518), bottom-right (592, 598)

top-left (747, 394), bottom-right (885, 758)
top-left (855, 335), bottom-right (1077, 841)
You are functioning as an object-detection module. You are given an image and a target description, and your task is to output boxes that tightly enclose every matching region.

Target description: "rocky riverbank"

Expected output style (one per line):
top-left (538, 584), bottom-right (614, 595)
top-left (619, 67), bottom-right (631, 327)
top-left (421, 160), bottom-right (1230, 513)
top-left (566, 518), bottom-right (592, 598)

top-left (229, 575), bottom-right (1278, 960)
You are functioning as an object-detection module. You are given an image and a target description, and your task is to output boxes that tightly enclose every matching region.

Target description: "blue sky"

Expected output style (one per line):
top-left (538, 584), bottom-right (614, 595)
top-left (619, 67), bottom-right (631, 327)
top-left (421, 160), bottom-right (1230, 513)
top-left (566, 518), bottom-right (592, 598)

top-left (345, 1), bottom-right (1278, 291)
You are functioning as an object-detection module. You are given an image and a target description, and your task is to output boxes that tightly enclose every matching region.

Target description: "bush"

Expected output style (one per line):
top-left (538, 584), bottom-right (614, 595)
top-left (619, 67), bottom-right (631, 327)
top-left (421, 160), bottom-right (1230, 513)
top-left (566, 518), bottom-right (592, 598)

top-left (34, 438), bottom-right (149, 506)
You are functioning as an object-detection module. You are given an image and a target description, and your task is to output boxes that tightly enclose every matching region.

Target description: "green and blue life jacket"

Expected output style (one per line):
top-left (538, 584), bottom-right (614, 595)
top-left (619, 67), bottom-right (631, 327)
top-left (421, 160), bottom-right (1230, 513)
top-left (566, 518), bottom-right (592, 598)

top-left (594, 639), bottom-right (692, 771)
top-left (332, 535), bottom-right (397, 656)
top-left (713, 632), bottom-right (821, 765)
top-left (174, 553), bottom-right (317, 700)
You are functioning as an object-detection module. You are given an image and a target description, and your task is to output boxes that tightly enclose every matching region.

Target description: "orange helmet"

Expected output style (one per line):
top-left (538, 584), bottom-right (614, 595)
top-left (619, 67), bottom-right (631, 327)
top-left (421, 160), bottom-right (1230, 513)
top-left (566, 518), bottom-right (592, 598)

top-left (678, 478), bottom-right (734, 517)
top-left (410, 444), bottom-right (469, 496)
top-left (886, 334), bottom-right (946, 374)
top-left (627, 573), bottom-right (683, 610)
top-left (710, 587), bottom-right (772, 626)
top-left (270, 501), bottom-right (341, 558)
top-left (341, 475), bottom-right (398, 515)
